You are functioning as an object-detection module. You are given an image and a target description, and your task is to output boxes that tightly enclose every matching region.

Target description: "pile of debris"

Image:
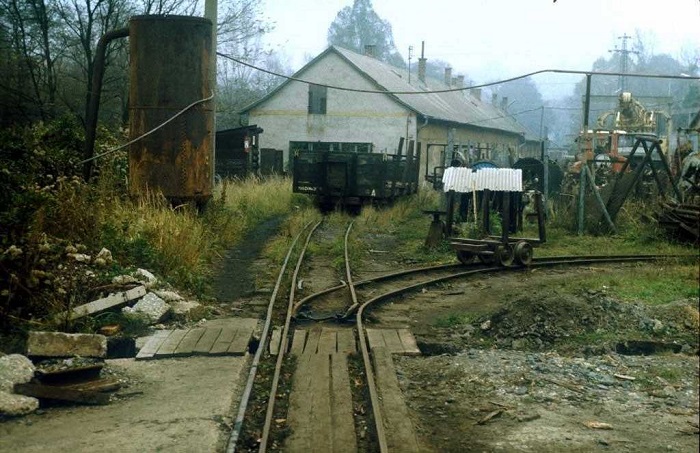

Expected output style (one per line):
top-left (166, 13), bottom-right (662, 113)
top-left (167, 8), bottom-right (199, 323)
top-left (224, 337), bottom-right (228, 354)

top-left (656, 201), bottom-right (700, 244)
top-left (1, 266), bottom-right (210, 418)
top-left (1, 333), bottom-right (118, 417)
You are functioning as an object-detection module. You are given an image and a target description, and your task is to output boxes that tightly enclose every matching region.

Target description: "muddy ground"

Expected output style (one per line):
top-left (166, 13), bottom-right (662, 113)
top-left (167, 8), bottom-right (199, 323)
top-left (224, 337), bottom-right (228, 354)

top-left (355, 232), bottom-right (699, 453)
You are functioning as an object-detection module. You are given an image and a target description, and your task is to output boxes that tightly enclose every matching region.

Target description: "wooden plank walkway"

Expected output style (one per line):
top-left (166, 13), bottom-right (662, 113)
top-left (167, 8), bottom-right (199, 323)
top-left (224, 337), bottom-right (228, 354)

top-left (365, 328), bottom-right (421, 355)
top-left (284, 327), bottom-right (423, 452)
top-left (135, 318), bottom-right (257, 360)
top-left (285, 327), bottom-right (357, 453)
top-left (290, 327), bottom-right (357, 356)
top-left (373, 346), bottom-right (422, 452)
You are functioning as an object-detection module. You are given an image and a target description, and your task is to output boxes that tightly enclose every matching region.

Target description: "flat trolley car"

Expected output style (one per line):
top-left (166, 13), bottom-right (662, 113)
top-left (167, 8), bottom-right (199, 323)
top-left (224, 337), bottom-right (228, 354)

top-left (292, 139), bottom-right (420, 211)
top-left (441, 166), bottom-right (546, 267)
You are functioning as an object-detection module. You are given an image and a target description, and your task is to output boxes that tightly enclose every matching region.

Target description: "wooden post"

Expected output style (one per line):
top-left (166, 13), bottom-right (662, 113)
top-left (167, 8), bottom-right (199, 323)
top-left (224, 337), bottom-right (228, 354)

top-left (501, 191), bottom-right (510, 244)
top-left (578, 164), bottom-right (586, 235)
top-left (482, 189), bottom-right (491, 234)
top-left (445, 190), bottom-right (455, 236)
top-left (535, 192), bottom-right (546, 243)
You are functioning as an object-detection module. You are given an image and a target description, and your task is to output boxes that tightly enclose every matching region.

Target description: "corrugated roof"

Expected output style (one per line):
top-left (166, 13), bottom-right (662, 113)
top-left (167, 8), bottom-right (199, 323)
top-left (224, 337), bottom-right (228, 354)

top-left (442, 167), bottom-right (523, 192)
top-left (333, 46), bottom-right (528, 137)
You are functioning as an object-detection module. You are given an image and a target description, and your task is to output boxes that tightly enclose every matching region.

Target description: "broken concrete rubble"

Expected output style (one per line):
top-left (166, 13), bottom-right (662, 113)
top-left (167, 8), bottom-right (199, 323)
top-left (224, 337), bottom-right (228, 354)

top-left (0, 354), bottom-right (39, 417)
top-left (170, 300), bottom-right (204, 322)
top-left (0, 391), bottom-right (39, 417)
top-left (0, 354), bottom-right (35, 392)
top-left (122, 292), bottom-right (170, 324)
top-left (152, 289), bottom-right (184, 302)
top-left (26, 332), bottom-right (107, 358)
top-left (134, 268), bottom-right (158, 287)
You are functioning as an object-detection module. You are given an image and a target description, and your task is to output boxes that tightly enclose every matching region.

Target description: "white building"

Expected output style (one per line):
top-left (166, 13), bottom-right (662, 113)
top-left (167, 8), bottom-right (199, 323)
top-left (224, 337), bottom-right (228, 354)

top-left (240, 45), bottom-right (537, 179)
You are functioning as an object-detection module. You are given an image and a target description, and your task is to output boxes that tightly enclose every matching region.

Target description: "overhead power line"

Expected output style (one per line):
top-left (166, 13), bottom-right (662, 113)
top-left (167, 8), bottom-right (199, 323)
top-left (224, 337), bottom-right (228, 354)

top-left (217, 52), bottom-right (699, 96)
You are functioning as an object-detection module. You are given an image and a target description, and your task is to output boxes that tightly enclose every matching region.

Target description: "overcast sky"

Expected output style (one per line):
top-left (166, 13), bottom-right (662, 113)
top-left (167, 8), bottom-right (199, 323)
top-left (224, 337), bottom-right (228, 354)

top-left (260, 0), bottom-right (700, 100)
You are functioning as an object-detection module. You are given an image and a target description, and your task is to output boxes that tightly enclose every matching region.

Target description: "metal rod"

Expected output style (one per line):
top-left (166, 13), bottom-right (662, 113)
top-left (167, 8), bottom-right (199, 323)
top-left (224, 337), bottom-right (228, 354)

top-left (578, 164), bottom-right (586, 235)
top-left (83, 27), bottom-right (129, 180)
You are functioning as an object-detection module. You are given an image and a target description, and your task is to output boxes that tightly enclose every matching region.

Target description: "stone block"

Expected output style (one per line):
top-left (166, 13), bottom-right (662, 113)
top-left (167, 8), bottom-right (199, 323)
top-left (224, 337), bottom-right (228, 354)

top-left (26, 331), bottom-right (107, 358)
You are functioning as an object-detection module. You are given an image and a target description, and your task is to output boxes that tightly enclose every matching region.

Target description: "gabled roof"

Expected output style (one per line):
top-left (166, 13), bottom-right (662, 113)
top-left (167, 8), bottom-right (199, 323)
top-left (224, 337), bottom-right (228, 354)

top-left (242, 45), bottom-right (529, 138)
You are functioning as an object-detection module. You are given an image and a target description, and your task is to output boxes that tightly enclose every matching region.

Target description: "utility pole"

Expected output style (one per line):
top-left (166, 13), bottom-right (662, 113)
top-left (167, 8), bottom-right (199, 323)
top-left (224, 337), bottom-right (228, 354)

top-left (609, 33), bottom-right (639, 93)
top-left (408, 45), bottom-right (413, 84)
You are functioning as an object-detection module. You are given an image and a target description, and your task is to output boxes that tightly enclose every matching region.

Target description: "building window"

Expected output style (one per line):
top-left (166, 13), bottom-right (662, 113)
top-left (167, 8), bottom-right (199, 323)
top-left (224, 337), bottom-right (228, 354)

top-left (308, 84), bottom-right (327, 114)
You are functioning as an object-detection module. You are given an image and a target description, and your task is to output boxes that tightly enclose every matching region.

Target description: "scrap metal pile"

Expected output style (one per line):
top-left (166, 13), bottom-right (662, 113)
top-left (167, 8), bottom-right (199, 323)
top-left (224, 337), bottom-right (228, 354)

top-left (655, 201), bottom-right (700, 244)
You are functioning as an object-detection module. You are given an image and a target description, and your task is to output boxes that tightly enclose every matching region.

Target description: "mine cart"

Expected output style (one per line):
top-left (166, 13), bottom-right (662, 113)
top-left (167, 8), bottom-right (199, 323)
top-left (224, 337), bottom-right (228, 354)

top-left (441, 167), bottom-right (546, 267)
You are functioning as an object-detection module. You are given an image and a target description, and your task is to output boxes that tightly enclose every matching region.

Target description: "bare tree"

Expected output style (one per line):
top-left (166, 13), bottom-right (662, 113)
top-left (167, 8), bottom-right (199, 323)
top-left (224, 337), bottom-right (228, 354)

top-left (0, 0), bottom-right (58, 122)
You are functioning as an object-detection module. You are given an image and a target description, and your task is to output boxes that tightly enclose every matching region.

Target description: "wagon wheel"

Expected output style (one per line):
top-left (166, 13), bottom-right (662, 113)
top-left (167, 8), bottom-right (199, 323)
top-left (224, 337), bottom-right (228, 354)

top-left (478, 252), bottom-right (496, 265)
top-left (456, 250), bottom-right (475, 265)
top-left (496, 244), bottom-right (514, 267)
top-left (514, 241), bottom-right (533, 266)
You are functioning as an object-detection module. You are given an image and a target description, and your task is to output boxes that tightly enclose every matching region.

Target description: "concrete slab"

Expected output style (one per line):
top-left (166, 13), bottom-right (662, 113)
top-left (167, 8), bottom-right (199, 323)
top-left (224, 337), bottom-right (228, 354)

top-left (0, 355), bottom-right (249, 453)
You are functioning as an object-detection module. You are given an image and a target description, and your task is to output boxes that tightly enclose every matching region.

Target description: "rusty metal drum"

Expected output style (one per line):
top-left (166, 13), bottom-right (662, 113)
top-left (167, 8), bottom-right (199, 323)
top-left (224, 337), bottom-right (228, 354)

top-left (128, 15), bottom-right (213, 202)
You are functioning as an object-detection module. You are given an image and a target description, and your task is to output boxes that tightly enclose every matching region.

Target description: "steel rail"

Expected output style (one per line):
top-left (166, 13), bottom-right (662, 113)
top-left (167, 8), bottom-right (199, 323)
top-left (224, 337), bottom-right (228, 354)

top-left (351, 254), bottom-right (692, 321)
top-left (294, 254), bottom-right (693, 318)
top-left (341, 222), bottom-right (390, 453)
top-left (347, 253), bottom-right (693, 453)
top-left (227, 220), bottom-right (316, 453)
top-left (258, 220), bottom-right (323, 452)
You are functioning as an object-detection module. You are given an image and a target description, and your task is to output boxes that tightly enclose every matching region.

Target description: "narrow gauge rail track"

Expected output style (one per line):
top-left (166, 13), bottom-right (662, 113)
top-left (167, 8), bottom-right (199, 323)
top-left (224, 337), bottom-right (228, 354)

top-left (295, 253), bottom-right (688, 321)
top-left (227, 217), bottom-right (691, 452)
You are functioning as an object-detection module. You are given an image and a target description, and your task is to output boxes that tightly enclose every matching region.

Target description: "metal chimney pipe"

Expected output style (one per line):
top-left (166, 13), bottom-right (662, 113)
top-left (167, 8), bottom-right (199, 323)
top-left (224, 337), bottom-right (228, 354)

top-left (418, 41), bottom-right (427, 83)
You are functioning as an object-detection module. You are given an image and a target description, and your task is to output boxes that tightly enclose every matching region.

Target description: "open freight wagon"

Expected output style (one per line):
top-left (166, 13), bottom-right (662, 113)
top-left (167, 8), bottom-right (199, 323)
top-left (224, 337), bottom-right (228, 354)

top-left (292, 140), bottom-right (420, 211)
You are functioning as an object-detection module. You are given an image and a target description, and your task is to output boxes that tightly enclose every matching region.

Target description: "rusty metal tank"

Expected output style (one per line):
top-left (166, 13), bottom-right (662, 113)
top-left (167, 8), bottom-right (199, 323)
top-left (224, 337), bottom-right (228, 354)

top-left (128, 15), bottom-right (213, 203)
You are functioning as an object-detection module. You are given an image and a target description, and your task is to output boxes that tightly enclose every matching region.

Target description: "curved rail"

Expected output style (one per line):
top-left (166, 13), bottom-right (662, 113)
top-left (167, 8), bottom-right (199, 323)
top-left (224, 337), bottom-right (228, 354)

top-left (294, 254), bottom-right (693, 319)
top-left (350, 254), bottom-right (692, 322)
top-left (226, 220), bottom-right (317, 453)
top-left (346, 253), bottom-right (692, 453)
top-left (258, 220), bottom-right (322, 452)
top-left (345, 222), bottom-right (390, 453)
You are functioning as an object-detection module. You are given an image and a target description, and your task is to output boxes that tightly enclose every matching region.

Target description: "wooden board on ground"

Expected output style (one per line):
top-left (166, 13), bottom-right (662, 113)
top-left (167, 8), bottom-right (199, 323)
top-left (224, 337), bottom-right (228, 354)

top-left (136, 318), bottom-right (258, 360)
top-left (372, 347), bottom-right (421, 452)
top-left (15, 382), bottom-right (110, 405)
top-left (208, 327), bottom-right (237, 355)
top-left (290, 330), bottom-right (307, 356)
top-left (366, 328), bottom-right (421, 355)
top-left (269, 327), bottom-right (282, 355)
top-left (302, 329), bottom-right (322, 356)
top-left (136, 330), bottom-right (172, 360)
top-left (336, 329), bottom-right (356, 354)
top-left (173, 328), bottom-right (205, 357)
top-left (193, 328), bottom-right (222, 354)
top-left (397, 328), bottom-right (421, 355)
top-left (290, 328), bottom-right (356, 356)
top-left (154, 329), bottom-right (188, 357)
top-left (317, 328), bottom-right (338, 355)
top-left (285, 352), bottom-right (356, 452)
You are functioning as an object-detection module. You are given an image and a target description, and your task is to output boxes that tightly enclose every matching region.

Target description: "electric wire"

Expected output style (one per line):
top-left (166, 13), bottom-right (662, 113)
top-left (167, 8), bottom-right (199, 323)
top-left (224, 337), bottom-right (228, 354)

top-left (217, 52), bottom-right (699, 95)
top-left (77, 92), bottom-right (214, 165)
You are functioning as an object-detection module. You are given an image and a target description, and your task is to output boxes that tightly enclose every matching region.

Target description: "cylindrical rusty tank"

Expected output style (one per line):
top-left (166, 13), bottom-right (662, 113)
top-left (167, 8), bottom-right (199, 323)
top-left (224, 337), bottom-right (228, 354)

top-left (128, 15), bottom-right (213, 203)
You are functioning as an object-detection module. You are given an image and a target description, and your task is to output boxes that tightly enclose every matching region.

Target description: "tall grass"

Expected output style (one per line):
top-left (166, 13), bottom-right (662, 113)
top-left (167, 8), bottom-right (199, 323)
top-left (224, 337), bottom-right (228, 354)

top-left (96, 175), bottom-right (304, 295)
